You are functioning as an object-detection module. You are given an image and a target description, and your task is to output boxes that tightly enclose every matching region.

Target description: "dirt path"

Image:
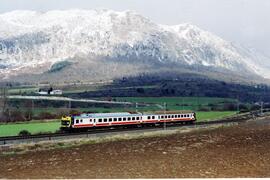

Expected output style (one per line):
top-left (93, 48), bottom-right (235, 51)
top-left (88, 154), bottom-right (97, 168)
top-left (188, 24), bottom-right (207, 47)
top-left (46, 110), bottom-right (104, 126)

top-left (1, 118), bottom-right (270, 178)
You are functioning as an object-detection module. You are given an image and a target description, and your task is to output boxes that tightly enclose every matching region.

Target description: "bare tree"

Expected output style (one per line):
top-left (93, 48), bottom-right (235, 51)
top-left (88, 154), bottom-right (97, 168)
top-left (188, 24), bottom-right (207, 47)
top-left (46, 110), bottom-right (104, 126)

top-left (0, 87), bottom-right (9, 122)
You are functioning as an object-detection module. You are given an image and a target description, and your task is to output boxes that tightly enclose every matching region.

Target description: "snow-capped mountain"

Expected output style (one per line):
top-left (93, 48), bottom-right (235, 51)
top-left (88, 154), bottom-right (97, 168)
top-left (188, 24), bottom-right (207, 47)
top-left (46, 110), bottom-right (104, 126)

top-left (0, 9), bottom-right (269, 82)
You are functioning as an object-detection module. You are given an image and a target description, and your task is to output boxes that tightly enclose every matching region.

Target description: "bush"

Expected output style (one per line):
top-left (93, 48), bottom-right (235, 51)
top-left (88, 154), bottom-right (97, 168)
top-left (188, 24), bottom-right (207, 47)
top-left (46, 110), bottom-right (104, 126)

top-left (37, 112), bottom-right (57, 119)
top-left (10, 110), bottom-right (25, 122)
top-left (24, 110), bottom-right (33, 121)
top-left (69, 109), bottom-right (81, 115)
top-left (18, 130), bottom-right (31, 136)
top-left (198, 107), bottom-right (210, 111)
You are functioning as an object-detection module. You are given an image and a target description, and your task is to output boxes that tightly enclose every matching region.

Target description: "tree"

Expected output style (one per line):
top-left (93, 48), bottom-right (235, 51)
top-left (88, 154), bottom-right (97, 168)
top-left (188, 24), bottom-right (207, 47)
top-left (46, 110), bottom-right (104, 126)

top-left (0, 87), bottom-right (9, 122)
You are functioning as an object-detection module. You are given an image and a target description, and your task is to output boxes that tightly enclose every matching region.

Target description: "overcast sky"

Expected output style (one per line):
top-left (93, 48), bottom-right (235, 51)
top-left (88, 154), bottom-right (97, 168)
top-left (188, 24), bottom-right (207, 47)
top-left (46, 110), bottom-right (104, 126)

top-left (1, 0), bottom-right (269, 57)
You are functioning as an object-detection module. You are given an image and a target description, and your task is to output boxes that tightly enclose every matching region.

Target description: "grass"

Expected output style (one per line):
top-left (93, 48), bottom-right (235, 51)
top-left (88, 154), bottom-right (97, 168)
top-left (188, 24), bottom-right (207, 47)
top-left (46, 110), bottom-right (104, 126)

top-left (196, 111), bottom-right (237, 122)
top-left (8, 87), bottom-right (39, 95)
top-left (0, 120), bottom-right (60, 137)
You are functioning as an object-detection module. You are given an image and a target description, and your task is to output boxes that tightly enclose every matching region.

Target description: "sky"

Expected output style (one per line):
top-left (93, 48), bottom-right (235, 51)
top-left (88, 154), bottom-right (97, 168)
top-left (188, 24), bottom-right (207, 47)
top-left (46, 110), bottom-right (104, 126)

top-left (0, 0), bottom-right (269, 57)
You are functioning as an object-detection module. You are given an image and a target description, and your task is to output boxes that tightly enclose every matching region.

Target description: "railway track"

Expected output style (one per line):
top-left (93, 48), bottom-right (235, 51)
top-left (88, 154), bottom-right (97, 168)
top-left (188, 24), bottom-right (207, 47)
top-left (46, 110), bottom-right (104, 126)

top-left (0, 111), bottom-right (260, 146)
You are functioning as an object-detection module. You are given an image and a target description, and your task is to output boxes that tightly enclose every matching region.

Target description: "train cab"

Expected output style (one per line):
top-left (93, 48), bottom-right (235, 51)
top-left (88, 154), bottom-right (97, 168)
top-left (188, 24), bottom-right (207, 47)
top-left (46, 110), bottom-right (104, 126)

top-left (61, 115), bottom-right (72, 130)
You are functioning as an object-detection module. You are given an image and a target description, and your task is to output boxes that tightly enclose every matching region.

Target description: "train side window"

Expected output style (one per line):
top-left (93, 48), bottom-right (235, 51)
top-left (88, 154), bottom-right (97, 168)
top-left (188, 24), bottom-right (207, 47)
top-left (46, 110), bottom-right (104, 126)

top-left (147, 116), bottom-right (151, 119)
top-left (128, 117), bottom-right (131, 121)
top-left (80, 119), bottom-right (83, 123)
top-left (165, 115), bottom-right (167, 118)
top-left (178, 115), bottom-right (180, 118)
top-left (181, 115), bottom-right (183, 118)
top-left (161, 116), bottom-right (164, 119)
top-left (109, 118), bottom-right (112, 122)
top-left (76, 119), bottom-right (79, 124)
top-left (104, 118), bottom-right (107, 122)
top-left (136, 117), bottom-right (139, 120)
top-left (184, 114), bottom-right (186, 117)
top-left (172, 115), bottom-right (175, 118)
top-left (168, 115), bottom-right (171, 118)
top-left (118, 118), bottom-right (122, 121)
top-left (152, 116), bottom-right (155, 119)
top-left (123, 117), bottom-right (126, 121)
top-left (98, 119), bottom-right (102, 122)
top-left (132, 117), bottom-right (135, 120)
top-left (89, 119), bottom-right (92, 122)
top-left (114, 118), bottom-right (117, 122)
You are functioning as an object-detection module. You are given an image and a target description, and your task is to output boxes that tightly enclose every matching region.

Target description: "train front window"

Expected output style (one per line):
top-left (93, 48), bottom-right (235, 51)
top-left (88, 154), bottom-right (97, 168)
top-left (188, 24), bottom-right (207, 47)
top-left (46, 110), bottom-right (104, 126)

top-left (76, 119), bottom-right (79, 124)
top-left (61, 121), bottom-right (69, 125)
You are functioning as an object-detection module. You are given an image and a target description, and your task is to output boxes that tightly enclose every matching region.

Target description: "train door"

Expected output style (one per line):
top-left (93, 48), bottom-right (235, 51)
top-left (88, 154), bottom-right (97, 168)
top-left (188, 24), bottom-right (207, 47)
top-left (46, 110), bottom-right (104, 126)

top-left (93, 119), bottom-right (96, 127)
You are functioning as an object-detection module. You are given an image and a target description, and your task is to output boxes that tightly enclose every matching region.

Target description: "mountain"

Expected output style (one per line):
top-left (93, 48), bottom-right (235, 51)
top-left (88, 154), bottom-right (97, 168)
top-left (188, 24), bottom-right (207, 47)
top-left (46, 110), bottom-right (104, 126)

top-left (0, 9), bottom-right (269, 83)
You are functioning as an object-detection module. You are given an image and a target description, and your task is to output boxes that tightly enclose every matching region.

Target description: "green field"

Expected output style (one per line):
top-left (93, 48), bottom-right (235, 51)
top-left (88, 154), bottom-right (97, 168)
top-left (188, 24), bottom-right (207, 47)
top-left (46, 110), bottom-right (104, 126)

top-left (0, 111), bottom-right (237, 137)
top-left (0, 120), bottom-right (60, 137)
top-left (114, 97), bottom-right (237, 111)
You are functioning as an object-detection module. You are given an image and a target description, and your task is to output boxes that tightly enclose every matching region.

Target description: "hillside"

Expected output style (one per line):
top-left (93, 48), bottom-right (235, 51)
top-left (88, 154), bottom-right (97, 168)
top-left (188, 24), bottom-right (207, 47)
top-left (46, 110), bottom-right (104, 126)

top-left (0, 9), bottom-right (269, 83)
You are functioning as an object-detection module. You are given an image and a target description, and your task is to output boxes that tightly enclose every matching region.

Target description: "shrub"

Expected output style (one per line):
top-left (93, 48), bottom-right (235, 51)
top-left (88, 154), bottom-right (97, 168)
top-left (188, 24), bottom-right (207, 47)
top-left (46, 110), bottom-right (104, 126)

top-left (10, 110), bottom-right (25, 122)
top-left (37, 112), bottom-right (56, 119)
top-left (24, 110), bottom-right (33, 121)
top-left (18, 130), bottom-right (31, 136)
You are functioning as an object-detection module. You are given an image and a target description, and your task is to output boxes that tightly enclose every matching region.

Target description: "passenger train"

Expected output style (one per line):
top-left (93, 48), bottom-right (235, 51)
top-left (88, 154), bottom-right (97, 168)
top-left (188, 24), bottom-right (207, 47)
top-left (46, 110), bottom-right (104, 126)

top-left (61, 111), bottom-right (196, 131)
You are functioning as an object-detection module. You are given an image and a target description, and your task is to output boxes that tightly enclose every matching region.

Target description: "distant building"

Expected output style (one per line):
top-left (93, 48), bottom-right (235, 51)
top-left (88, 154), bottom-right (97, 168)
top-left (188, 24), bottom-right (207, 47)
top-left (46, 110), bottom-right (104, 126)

top-left (37, 87), bottom-right (62, 95)
top-left (50, 89), bottom-right (63, 95)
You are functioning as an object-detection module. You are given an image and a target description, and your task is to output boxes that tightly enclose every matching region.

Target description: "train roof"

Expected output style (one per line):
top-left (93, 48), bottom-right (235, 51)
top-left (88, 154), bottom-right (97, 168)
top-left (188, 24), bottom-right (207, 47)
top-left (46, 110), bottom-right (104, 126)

top-left (73, 112), bottom-right (142, 118)
top-left (145, 110), bottom-right (194, 115)
top-left (72, 110), bottom-right (194, 118)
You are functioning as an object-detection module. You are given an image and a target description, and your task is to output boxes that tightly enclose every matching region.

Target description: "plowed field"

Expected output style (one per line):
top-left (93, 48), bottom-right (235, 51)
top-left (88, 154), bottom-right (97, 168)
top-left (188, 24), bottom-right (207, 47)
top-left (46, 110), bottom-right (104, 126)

top-left (1, 118), bottom-right (270, 178)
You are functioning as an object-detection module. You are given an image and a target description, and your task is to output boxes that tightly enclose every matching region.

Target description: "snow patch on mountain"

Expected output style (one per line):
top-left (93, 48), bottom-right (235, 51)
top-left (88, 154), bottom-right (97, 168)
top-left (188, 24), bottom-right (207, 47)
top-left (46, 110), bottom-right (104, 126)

top-left (0, 9), bottom-right (269, 80)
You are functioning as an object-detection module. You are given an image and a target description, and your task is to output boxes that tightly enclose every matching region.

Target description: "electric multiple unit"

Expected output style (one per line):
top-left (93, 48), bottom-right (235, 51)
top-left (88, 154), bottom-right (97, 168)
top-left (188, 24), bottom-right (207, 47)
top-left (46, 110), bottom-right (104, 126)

top-left (61, 111), bottom-right (196, 131)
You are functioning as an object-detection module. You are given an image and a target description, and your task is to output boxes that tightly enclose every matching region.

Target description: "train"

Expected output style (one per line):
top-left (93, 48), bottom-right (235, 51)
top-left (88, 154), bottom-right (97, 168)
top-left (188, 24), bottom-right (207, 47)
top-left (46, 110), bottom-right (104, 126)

top-left (61, 111), bottom-right (196, 131)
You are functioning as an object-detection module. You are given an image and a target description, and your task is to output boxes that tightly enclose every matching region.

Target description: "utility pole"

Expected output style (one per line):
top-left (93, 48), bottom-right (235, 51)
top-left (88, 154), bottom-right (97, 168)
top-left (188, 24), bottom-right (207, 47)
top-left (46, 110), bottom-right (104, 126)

top-left (68, 100), bottom-right (71, 112)
top-left (237, 95), bottom-right (240, 113)
top-left (164, 102), bottom-right (166, 130)
top-left (135, 102), bottom-right (138, 113)
top-left (261, 101), bottom-right (264, 115)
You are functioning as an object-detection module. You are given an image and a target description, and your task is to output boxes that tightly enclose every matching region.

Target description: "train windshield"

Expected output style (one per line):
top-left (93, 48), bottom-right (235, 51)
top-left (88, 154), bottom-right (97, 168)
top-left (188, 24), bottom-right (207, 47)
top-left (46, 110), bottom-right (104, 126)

top-left (61, 120), bottom-right (70, 126)
top-left (61, 116), bottom-right (71, 127)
